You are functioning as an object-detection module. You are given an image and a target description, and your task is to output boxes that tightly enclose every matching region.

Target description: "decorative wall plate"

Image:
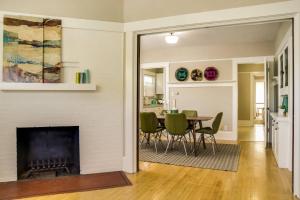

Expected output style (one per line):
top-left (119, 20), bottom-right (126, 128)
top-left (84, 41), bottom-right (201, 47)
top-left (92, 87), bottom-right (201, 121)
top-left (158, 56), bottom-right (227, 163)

top-left (175, 67), bottom-right (188, 81)
top-left (204, 67), bottom-right (218, 81)
top-left (191, 69), bottom-right (203, 81)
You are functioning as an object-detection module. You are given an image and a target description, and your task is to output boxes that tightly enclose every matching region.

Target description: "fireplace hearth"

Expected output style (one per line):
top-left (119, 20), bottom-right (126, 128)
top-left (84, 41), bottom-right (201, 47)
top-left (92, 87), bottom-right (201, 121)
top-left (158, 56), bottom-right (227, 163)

top-left (17, 126), bottom-right (80, 180)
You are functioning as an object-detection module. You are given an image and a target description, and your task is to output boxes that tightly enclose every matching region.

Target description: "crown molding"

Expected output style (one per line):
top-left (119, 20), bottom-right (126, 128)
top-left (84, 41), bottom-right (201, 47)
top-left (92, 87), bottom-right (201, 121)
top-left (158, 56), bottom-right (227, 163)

top-left (0, 10), bottom-right (124, 32)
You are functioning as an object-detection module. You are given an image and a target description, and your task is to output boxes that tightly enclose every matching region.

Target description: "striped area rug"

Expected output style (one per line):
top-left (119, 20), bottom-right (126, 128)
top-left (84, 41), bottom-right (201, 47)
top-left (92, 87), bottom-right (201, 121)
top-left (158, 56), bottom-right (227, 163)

top-left (139, 142), bottom-right (241, 172)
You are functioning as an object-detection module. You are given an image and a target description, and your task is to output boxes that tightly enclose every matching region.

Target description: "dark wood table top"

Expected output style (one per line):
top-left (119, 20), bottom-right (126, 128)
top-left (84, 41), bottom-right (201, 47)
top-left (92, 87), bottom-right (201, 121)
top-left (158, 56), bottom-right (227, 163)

top-left (157, 115), bottom-right (213, 121)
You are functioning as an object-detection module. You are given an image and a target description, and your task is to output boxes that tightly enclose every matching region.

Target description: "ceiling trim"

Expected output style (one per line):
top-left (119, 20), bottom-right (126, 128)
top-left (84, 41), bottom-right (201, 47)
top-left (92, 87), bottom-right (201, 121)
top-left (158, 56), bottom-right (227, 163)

top-left (124, 0), bottom-right (300, 32)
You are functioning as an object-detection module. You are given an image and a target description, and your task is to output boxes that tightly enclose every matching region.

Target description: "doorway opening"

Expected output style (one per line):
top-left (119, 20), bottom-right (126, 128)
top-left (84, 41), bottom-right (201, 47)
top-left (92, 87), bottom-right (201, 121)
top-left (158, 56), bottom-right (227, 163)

top-left (136, 19), bottom-right (294, 194)
top-left (238, 63), bottom-right (265, 142)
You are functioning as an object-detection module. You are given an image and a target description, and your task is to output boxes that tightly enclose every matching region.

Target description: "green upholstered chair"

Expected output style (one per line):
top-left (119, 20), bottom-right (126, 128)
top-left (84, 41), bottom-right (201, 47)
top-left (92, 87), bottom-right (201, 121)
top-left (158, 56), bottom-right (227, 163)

top-left (196, 112), bottom-right (223, 155)
top-left (140, 112), bottom-right (164, 153)
top-left (181, 110), bottom-right (198, 118)
top-left (181, 110), bottom-right (198, 144)
top-left (165, 113), bottom-right (189, 156)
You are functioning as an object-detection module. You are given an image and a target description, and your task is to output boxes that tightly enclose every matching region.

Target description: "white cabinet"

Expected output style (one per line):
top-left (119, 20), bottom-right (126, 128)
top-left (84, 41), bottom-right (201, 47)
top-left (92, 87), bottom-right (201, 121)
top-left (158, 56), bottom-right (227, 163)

top-left (156, 73), bottom-right (164, 94)
top-left (271, 113), bottom-right (291, 169)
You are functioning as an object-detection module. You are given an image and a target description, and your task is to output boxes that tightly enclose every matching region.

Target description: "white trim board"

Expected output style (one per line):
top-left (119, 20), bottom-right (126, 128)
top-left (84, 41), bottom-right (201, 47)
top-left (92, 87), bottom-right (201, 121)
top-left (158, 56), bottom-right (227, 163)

top-left (124, 1), bottom-right (300, 32)
top-left (167, 82), bottom-right (235, 88)
top-left (0, 10), bottom-right (123, 32)
top-left (141, 62), bottom-right (169, 69)
top-left (0, 83), bottom-right (97, 91)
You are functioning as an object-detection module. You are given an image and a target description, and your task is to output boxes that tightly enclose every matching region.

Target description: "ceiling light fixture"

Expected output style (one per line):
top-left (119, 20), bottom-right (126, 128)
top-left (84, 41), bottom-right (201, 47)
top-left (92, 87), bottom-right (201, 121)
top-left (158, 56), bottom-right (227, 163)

top-left (165, 33), bottom-right (179, 44)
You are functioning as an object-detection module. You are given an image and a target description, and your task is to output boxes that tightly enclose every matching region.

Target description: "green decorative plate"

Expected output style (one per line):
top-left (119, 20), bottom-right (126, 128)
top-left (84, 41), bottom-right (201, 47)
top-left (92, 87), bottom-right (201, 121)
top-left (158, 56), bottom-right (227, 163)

top-left (191, 69), bottom-right (203, 81)
top-left (175, 67), bottom-right (188, 81)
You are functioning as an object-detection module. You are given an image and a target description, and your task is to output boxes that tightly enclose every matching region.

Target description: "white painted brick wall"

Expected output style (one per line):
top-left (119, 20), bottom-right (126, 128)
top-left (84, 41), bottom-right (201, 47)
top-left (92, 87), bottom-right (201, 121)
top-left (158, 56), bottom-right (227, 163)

top-left (0, 25), bottom-right (124, 181)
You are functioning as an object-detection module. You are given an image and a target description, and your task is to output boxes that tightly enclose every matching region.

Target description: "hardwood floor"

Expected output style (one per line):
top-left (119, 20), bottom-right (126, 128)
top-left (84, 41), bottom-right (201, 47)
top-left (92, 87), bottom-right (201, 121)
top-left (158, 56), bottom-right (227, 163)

top-left (23, 129), bottom-right (295, 200)
top-left (238, 124), bottom-right (265, 141)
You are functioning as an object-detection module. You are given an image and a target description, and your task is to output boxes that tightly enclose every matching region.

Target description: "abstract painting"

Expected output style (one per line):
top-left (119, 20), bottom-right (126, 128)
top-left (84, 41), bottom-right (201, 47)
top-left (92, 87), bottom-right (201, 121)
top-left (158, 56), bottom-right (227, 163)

top-left (3, 15), bottom-right (62, 83)
top-left (3, 15), bottom-right (44, 82)
top-left (43, 18), bottom-right (62, 83)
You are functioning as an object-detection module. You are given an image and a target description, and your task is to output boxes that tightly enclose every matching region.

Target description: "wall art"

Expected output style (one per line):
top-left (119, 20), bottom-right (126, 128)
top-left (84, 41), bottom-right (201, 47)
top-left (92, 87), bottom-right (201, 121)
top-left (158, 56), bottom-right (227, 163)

top-left (191, 69), bottom-right (203, 81)
top-left (3, 15), bottom-right (62, 83)
top-left (204, 66), bottom-right (218, 81)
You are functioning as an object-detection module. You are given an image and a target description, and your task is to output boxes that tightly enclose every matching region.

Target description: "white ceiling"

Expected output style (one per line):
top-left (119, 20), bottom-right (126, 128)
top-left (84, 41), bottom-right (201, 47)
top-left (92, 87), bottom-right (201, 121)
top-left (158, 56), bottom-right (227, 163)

top-left (141, 22), bottom-right (283, 51)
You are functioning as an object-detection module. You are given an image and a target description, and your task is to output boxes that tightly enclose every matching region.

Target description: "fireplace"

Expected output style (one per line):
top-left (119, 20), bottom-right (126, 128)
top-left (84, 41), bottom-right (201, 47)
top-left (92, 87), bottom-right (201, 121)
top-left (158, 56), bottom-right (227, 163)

top-left (17, 126), bottom-right (80, 180)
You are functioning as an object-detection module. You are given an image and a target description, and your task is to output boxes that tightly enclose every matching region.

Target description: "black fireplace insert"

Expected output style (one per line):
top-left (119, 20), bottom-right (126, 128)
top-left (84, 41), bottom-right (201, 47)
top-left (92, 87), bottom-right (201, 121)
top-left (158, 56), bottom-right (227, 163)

top-left (17, 126), bottom-right (80, 180)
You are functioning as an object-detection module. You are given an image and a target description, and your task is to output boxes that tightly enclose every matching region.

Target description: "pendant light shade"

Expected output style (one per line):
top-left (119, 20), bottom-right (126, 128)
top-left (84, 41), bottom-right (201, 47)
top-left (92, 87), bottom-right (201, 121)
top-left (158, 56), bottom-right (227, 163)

top-left (165, 33), bottom-right (179, 44)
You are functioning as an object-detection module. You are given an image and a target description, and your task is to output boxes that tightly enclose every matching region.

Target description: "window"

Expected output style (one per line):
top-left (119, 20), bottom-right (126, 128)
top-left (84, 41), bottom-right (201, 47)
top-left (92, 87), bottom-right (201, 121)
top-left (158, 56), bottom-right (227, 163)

top-left (256, 81), bottom-right (264, 118)
top-left (256, 82), bottom-right (265, 104)
top-left (144, 75), bottom-right (155, 96)
top-left (144, 75), bottom-right (154, 86)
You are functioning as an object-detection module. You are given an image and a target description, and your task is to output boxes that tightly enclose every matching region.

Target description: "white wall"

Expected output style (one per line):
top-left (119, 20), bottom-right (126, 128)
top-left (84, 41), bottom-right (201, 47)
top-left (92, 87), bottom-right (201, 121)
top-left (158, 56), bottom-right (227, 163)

top-left (169, 87), bottom-right (233, 130)
top-left (275, 21), bottom-right (293, 52)
top-left (0, 16), bottom-right (124, 181)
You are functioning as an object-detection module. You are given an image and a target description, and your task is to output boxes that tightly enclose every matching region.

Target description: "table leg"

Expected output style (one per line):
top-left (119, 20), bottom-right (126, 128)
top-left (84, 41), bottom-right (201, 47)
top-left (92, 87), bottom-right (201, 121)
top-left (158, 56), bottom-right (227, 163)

top-left (192, 121), bottom-right (197, 156)
top-left (202, 134), bottom-right (206, 149)
top-left (198, 121), bottom-right (206, 149)
top-left (147, 133), bottom-right (150, 145)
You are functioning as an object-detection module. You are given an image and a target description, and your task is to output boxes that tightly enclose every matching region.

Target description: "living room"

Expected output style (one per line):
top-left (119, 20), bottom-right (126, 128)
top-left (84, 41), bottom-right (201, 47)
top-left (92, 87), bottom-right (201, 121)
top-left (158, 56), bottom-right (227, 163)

top-left (0, 1), bottom-right (300, 200)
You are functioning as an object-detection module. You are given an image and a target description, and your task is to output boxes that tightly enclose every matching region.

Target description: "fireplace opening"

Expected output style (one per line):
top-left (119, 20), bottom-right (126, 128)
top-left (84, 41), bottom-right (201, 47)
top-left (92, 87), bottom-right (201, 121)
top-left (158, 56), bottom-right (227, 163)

top-left (17, 126), bottom-right (80, 180)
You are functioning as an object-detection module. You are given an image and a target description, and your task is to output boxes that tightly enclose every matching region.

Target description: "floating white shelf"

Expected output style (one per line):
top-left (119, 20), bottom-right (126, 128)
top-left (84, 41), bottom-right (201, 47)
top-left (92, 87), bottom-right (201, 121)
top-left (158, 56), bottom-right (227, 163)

top-left (0, 83), bottom-right (97, 91)
top-left (168, 80), bottom-right (236, 88)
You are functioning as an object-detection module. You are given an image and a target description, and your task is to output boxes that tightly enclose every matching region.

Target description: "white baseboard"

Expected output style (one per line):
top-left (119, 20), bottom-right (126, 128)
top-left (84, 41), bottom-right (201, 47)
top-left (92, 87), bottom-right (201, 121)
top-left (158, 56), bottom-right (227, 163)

top-left (238, 120), bottom-right (252, 126)
top-left (0, 176), bottom-right (16, 182)
top-left (122, 156), bottom-right (136, 173)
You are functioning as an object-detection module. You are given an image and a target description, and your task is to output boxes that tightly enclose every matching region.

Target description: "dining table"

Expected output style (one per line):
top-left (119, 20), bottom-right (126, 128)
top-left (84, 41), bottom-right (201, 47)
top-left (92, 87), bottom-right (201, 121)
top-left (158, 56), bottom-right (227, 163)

top-left (157, 115), bottom-right (213, 156)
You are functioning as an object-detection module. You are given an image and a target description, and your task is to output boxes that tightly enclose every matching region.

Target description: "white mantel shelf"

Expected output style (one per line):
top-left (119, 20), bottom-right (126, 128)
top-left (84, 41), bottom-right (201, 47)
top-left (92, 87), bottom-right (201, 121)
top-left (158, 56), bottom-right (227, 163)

top-left (0, 83), bottom-right (97, 91)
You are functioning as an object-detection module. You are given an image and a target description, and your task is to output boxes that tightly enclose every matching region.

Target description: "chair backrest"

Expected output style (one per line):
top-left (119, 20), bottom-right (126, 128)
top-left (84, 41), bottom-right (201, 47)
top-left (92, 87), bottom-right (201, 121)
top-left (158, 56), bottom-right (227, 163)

top-left (212, 112), bottom-right (223, 133)
top-left (140, 112), bottom-right (159, 133)
top-left (181, 110), bottom-right (198, 117)
top-left (165, 113), bottom-right (188, 135)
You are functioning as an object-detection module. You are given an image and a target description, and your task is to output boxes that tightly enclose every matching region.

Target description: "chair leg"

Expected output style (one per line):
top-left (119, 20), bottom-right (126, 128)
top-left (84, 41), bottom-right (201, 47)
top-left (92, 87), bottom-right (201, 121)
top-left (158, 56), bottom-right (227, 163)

top-left (182, 136), bottom-right (188, 156)
top-left (139, 132), bottom-right (146, 147)
top-left (165, 136), bottom-right (173, 154)
top-left (171, 135), bottom-right (175, 150)
top-left (158, 131), bottom-right (165, 148)
top-left (210, 135), bottom-right (215, 155)
top-left (202, 134), bottom-right (206, 149)
top-left (212, 135), bottom-right (219, 152)
top-left (153, 134), bottom-right (158, 154)
top-left (166, 131), bottom-right (169, 140)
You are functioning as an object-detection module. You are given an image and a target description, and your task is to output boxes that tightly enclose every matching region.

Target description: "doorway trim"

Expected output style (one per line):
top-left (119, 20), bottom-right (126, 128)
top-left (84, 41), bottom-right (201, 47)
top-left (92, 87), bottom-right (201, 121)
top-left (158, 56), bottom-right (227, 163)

top-left (123, 1), bottom-right (300, 197)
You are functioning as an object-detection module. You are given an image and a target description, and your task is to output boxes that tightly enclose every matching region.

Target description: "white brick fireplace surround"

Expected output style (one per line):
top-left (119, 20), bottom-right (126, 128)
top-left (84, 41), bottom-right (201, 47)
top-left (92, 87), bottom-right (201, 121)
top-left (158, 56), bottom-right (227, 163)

top-left (0, 12), bottom-right (124, 182)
